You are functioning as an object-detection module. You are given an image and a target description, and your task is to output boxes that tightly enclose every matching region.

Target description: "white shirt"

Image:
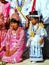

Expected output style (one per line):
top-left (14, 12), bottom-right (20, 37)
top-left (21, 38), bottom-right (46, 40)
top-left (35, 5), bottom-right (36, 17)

top-left (35, 0), bottom-right (49, 22)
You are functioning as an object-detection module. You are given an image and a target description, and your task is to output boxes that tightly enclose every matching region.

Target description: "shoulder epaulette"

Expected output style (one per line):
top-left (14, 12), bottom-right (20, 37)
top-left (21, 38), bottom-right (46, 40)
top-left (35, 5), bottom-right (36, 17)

top-left (39, 23), bottom-right (44, 28)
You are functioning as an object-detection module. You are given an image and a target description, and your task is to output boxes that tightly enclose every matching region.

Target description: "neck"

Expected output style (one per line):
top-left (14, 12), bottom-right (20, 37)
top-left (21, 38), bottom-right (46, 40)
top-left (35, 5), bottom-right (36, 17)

top-left (12, 29), bottom-right (18, 34)
top-left (33, 23), bottom-right (37, 25)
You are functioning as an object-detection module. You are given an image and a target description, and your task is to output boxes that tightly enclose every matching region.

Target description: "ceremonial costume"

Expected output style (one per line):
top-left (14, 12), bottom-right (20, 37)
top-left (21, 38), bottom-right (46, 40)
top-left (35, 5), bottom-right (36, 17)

top-left (26, 11), bottom-right (47, 61)
top-left (2, 27), bottom-right (26, 63)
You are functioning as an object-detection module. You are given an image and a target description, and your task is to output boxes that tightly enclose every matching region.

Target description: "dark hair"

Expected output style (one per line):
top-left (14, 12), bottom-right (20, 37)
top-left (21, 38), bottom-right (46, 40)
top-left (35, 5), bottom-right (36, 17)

top-left (10, 18), bottom-right (20, 25)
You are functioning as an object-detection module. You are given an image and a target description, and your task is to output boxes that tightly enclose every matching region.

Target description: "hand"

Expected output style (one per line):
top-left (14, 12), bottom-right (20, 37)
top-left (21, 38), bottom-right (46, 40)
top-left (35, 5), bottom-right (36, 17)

top-left (8, 51), bottom-right (13, 56)
top-left (25, 17), bottom-right (29, 28)
top-left (0, 47), bottom-right (3, 52)
top-left (5, 51), bottom-right (9, 56)
top-left (26, 15), bottom-right (30, 20)
top-left (8, 47), bottom-right (18, 56)
top-left (39, 38), bottom-right (44, 45)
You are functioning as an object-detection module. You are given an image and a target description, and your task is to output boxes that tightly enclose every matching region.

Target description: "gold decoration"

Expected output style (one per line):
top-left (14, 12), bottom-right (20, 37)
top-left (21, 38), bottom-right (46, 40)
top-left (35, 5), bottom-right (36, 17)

top-left (29, 21), bottom-right (34, 37)
top-left (17, 7), bottom-right (21, 11)
top-left (39, 22), bottom-right (44, 28)
top-left (30, 32), bottom-right (34, 37)
top-left (16, 0), bottom-right (26, 20)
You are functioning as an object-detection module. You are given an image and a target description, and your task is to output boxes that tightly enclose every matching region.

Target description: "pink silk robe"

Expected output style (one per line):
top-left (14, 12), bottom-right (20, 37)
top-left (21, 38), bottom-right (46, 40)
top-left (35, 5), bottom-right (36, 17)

top-left (0, 1), bottom-right (10, 23)
top-left (0, 29), bottom-right (7, 57)
top-left (2, 27), bottom-right (26, 63)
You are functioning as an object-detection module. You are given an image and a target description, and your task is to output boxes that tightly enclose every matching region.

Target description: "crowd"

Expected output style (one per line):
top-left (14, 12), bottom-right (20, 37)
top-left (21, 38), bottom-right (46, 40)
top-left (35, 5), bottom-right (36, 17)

top-left (0, 0), bottom-right (49, 64)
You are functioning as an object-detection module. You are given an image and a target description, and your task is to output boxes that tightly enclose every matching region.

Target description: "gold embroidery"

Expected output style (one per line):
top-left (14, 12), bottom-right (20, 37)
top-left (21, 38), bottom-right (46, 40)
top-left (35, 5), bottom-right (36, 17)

top-left (30, 32), bottom-right (34, 37)
top-left (39, 23), bottom-right (44, 28)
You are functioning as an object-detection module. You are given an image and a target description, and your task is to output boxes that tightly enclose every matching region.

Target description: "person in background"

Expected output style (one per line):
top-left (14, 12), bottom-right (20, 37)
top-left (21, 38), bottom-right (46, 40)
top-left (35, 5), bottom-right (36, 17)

top-left (11, 12), bottom-right (22, 27)
top-left (0, 0), bottom-right (10, 23)
top-left (6, 0), bottom-right (17, 18)
top-left (0, 13), bottom-right (7, 60)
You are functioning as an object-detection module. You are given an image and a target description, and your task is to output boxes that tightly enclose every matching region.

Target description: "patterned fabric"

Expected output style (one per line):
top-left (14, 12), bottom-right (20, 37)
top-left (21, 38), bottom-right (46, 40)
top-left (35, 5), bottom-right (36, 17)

top-left (0, 29), bottom-right (7, 57)
top-left (2, 27), bottom-right (26, 63)
top-left (0, 1), bottom-right (10, 22)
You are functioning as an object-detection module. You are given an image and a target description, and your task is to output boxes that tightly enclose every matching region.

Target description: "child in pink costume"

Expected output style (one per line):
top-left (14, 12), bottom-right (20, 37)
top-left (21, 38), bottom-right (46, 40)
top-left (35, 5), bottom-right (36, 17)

top-left (2, 18), bottom-right (26, 63)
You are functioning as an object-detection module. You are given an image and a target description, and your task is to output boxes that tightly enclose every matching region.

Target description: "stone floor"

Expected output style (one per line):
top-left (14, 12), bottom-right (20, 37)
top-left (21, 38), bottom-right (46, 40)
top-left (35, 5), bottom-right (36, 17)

top-left (0, 59), bottom-right (49, 65)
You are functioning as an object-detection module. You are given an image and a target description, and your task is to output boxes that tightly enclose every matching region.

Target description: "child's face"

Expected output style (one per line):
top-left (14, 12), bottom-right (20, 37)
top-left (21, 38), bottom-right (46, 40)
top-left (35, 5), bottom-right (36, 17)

top-left (30, 18), bottom-right (39, 25)
top-left (10, 22), bottom-right (19, 30)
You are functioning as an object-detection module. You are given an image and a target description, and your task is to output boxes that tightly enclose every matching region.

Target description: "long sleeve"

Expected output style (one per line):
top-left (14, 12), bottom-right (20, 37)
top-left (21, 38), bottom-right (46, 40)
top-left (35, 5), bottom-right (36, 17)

top-left (17, 29), bottom-right (25, 48)
top-left (26, 37), bottom-right (32, 47)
